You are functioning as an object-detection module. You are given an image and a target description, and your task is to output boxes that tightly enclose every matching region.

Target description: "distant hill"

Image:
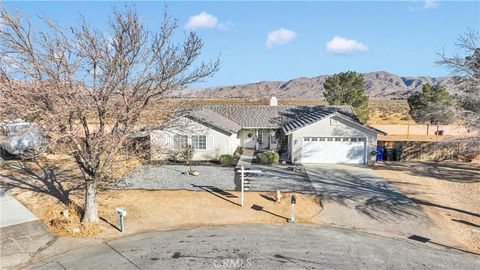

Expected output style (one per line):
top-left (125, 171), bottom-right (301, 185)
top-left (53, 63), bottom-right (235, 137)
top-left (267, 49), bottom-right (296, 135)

top-left (176, 71), bottom-right (454, 99)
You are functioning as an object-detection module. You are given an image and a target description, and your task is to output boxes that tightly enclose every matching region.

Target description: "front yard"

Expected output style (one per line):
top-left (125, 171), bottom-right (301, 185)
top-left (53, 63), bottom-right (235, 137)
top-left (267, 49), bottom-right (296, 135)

top-left (0, 157), bottom-right (322, 240)
top-left (1, 154), bottom-right (478, 255)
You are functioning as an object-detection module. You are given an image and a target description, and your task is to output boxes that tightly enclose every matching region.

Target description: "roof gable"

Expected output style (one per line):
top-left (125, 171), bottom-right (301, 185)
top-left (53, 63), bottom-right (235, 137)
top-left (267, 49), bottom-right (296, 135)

top-left (282, 111), bottom-right (387, 135)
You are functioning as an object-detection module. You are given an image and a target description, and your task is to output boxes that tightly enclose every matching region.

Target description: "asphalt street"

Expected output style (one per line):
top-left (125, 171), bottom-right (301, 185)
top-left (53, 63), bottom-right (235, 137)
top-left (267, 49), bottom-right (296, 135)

top-left (30, 224), bottom-right (480, 270)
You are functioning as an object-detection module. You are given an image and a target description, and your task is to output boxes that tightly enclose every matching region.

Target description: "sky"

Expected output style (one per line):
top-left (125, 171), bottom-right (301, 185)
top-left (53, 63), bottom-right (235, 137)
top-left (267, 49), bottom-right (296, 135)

top-left (2, 1), bottom-right (480, 88)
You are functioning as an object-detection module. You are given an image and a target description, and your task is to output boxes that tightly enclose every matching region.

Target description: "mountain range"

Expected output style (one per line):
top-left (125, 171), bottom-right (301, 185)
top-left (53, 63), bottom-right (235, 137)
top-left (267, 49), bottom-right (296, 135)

top-left (177, 71), bottom-right (454, 99)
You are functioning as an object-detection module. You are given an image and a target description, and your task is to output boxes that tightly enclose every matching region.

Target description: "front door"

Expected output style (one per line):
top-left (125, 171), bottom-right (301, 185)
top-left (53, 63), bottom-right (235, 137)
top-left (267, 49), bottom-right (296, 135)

top-left (244, 131), bottom-right (256, 149)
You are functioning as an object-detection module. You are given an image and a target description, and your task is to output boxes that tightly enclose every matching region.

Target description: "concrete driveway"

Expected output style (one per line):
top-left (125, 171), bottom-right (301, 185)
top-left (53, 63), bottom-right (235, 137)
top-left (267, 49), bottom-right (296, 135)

top-left (304, 164), bottom-right (436, 239)
top-left (30, 224), bottom-right (479, 270)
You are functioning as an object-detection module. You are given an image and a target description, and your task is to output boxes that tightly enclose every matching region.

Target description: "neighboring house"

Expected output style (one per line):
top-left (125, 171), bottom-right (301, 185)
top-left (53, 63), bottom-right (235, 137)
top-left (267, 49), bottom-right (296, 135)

top-left (150, 97), bottom-right (386, 164)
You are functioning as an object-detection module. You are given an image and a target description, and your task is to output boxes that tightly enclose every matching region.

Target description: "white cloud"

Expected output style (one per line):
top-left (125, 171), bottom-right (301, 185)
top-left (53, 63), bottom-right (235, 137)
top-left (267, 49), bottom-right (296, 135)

top-left (265, 28), bottom-right (297, 49)
top-left (185, 12), bottom-right (218, 30)
top-left (423, 0), bottom-right (438, 9)
top-left (185, 12), bottom-right (231, 31)
top-left (326, 36), bottom-right (368, 55)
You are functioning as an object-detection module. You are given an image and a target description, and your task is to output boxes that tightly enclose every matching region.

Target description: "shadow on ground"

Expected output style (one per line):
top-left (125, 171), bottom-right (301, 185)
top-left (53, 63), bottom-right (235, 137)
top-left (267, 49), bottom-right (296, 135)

top-left (305, 165), bottom-right (425, 222)
top-left (0, 160), bottom-right (82, 204)
top-left (376, 161), bottom-right (480, 183)
top-left (235, 165), bottom-right (316, 193)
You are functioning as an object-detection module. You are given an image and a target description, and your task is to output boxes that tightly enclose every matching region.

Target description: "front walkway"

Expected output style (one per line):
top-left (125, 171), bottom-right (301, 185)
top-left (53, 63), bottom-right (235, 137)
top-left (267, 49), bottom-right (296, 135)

top-left (0, 187), bottom-right (55, 269)
top-left (236, 149), bottom-right (254, 167)
top-left (1, 187), bottom-right (38, 228)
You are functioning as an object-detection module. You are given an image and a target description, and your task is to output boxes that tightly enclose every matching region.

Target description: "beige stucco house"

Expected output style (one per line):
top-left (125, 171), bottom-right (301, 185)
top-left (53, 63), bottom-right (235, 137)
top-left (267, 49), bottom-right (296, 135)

top-left (150, 97), bottom-right (386, 164)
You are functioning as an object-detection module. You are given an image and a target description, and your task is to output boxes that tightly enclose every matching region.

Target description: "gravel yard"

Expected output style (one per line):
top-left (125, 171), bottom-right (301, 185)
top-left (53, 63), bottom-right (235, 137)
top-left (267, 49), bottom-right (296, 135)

top-left (111, 165), bottom-right (236, 191)
top-left (243, 165), bottom-right (316, 193)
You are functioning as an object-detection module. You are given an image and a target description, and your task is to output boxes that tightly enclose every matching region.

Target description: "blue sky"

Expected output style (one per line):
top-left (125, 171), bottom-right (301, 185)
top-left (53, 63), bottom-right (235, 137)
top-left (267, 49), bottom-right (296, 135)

top-left (3, 1), bottom-right (479, 87)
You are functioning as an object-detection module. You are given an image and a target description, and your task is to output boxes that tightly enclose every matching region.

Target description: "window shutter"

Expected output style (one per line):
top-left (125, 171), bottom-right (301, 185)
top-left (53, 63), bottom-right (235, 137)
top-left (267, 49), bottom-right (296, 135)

top-left (206, 135), bottom-right (214, 150)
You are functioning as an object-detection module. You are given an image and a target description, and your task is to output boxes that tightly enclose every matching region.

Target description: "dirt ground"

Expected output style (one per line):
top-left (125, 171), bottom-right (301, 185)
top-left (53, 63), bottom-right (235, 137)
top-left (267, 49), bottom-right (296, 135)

top-left (373, 161), bottom-right (480, 253)
top-left (0, 158), bottom-right (322, 240)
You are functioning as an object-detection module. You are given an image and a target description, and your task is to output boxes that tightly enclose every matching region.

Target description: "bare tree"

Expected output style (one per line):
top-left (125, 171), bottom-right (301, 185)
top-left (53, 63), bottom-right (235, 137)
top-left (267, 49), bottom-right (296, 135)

top-left (0, 7), bottom-right (219, 222)
top-left (437, 29), bottom-right (480, 155)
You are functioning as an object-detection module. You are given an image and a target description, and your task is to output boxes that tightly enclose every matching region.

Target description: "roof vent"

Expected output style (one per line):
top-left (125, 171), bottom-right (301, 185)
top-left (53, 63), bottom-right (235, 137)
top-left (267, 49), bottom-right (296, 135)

top-left (269, 96), bottom-right (278, 106)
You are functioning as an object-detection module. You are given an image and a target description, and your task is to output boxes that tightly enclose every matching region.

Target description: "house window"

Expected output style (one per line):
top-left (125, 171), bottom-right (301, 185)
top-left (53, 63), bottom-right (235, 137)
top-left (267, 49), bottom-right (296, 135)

top-left (327, 138), bottom-right (333, 141)
top-left (303, 137), bottom-right (310, 142)
top-left (335, 138), bottom-right (341, 141)
top-left (342, 138), bottom-right (349, 141)
top-left (191, 135), bottom-right (207, 150)
top-left (174, 135), bottom-right (188, 148)
top-left (351, 138), bottom-right (357, 142)
top-left (318, 137), bottom-right (325, 141)
top-left (312, 137), bottom-right (318, 141)
top-left (330, 118), bottom-right (339, 126)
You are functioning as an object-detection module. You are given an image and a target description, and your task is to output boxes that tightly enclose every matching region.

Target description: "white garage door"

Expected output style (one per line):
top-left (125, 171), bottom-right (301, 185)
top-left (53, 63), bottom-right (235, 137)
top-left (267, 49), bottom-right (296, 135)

top-left (301, 137), bottom-right (366, 164)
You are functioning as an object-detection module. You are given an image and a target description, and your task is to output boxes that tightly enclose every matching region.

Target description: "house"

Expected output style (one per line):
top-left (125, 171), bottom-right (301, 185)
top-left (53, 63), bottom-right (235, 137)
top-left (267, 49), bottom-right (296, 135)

top-left (150, 97), bottom-right (386, 164)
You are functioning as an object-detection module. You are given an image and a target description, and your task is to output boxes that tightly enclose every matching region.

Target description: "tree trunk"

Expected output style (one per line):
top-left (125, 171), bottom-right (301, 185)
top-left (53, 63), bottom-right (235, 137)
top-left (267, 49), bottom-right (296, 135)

top-left (82, 180), bottom-right (99, 222)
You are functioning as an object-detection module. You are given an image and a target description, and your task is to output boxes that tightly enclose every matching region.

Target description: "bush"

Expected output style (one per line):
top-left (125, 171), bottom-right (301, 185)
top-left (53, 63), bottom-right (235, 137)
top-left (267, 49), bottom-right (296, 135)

top-left (256, 151), bottom-right (280, 164)
top-left (219, 154), bottom-right (236, 166)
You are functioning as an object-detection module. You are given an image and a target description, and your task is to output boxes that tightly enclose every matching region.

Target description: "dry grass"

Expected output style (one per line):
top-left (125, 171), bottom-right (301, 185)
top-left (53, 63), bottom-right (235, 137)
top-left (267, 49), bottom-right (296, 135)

top-left (368, 99), bottom-right (413, 124)
top-left (106, 155), bottom-right (143, 180)
top-left (46, 202), bottom-right (101, 237)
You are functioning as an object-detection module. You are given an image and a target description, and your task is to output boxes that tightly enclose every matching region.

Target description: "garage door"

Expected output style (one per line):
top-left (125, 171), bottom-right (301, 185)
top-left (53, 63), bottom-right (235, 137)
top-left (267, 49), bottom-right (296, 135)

top-left (301, 137), bottom-right (366, 164)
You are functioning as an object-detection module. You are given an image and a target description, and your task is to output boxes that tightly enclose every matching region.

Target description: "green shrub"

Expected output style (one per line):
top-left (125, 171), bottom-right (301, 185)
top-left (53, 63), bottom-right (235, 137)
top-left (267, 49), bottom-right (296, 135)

top-left (219, 154), bottom-right (235, 166)
top-left (256, 151), bottom-right (280, 164)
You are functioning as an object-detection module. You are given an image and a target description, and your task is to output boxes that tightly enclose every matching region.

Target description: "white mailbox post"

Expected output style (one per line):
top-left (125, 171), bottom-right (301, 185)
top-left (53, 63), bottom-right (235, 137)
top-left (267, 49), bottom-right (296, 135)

top-left (238, 166), bottom-right (262, 207)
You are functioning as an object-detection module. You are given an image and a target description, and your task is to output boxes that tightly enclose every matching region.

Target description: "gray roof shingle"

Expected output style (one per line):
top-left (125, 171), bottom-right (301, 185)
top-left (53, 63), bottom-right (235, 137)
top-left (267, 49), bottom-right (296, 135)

top-left (186, 109), bottom-right (242, 134)
top-left (167, 104), bottom-right (385, 135)
top-left (203, 105), bottom-right (356, 129)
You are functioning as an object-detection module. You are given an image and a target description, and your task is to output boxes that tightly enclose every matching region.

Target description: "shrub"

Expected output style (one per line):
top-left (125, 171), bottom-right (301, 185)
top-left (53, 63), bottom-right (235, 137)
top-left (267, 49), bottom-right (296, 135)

top-left (219, 154), bottom-right (236, 166)
top-left (256, 151), bottom-right (280, 164)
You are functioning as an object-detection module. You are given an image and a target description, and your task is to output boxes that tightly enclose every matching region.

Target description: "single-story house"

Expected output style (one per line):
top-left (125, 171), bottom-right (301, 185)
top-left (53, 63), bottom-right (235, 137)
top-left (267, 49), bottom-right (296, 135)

top-left (150, 97), bottom-right (386, 164)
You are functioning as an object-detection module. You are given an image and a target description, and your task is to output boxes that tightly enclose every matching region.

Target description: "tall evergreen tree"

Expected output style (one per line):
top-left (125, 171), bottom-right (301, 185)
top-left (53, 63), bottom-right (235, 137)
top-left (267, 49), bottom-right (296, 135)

top-left (407, 84), bottom-right (455, 124)
top-left (323, 71), bottom-right (369, 122)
